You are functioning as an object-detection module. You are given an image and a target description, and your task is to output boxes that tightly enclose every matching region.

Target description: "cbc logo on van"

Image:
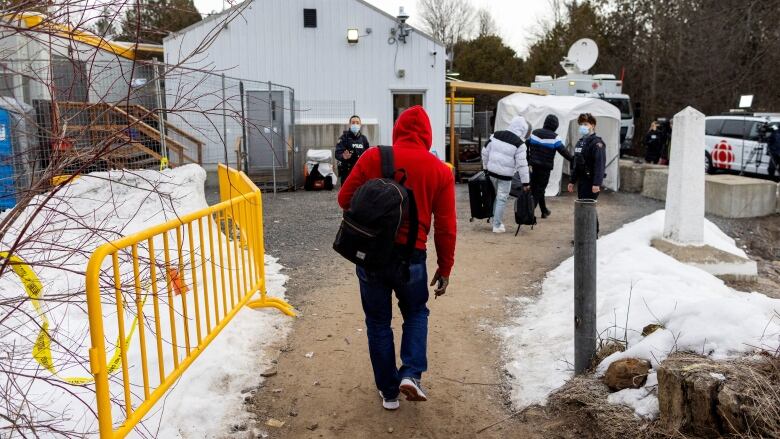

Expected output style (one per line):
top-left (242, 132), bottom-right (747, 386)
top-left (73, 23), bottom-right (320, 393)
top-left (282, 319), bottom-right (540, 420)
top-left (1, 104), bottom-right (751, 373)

top-left (712, 140), bottom-right (735, 169)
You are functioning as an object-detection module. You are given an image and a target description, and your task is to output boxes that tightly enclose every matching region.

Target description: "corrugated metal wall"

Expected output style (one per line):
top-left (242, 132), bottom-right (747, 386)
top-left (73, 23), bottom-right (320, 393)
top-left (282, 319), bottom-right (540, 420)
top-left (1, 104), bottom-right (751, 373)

top-left (164, 0), bottom-right (446, 165)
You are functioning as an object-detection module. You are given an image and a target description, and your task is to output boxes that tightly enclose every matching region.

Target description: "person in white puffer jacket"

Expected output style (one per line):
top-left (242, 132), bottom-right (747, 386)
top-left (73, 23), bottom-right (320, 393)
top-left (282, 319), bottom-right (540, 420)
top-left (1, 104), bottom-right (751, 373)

top-left (481, 115), bottom-right (531, 233)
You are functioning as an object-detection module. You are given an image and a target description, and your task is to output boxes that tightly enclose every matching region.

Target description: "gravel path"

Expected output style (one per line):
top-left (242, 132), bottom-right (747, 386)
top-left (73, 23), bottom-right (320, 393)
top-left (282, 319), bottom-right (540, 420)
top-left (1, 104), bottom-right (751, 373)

top-left (236, 185), bottom-right (665, 438)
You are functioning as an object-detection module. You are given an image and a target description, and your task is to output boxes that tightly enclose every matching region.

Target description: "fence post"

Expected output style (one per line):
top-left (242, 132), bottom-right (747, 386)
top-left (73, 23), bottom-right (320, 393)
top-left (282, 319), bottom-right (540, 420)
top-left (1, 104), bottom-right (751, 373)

top-left (574, 199), bottom-right (597, 374)
top-left (290, 89), bottom-right (296, 191)
top-left (221, 73), bottom-right (229, 169)
top-left (268, 81), bottom-right (276, 194)
top-left (154, 62), bottom-right (168, 163)
top-left (239, 81), bottom-right (248, 173)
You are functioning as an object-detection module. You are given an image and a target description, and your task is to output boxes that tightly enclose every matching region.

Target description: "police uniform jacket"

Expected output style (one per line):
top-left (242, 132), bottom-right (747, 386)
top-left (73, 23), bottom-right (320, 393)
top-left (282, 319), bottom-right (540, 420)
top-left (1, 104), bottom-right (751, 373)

top-left (570, 133), bottom-right (606, 186)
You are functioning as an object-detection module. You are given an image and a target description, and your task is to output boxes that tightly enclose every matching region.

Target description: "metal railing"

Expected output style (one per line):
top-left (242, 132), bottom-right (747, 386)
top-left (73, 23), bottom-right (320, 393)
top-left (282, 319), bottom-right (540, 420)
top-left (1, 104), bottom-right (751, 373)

top-left (84, 164), bottom-right (294, 438)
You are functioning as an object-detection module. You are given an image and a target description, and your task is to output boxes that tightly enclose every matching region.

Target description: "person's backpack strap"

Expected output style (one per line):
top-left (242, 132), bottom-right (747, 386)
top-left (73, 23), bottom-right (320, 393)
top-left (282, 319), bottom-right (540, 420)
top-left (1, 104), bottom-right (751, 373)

top-left (403, 189), bottom-right (419, 258)
top-left (379, 146), bottom-right (394, 179)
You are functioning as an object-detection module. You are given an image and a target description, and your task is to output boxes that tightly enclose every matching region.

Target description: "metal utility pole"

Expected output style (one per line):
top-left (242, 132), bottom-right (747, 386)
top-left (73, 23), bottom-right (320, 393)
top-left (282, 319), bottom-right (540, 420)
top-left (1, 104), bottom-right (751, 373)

top-left (574, 199), bottom-right (598, 374)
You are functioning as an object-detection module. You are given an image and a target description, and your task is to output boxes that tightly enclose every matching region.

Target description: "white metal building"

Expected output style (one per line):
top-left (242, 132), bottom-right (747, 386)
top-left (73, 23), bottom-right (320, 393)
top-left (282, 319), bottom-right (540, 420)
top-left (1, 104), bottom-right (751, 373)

top-left (163, 0), bottom-right (447, 172)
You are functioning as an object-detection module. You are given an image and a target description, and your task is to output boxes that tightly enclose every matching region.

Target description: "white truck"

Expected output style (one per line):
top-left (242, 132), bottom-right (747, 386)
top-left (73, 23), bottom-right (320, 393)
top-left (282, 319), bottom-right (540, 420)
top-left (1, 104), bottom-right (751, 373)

top-left (530, 39), bottom-right (635, 152)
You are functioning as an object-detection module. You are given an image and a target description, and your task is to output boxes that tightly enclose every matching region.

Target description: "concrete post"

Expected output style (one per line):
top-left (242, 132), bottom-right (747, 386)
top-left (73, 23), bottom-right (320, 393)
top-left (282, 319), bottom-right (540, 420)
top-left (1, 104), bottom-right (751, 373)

top-left (574, 199), bottom-right (598, 374)
top-left (663, 107), bottom-right (705, 244)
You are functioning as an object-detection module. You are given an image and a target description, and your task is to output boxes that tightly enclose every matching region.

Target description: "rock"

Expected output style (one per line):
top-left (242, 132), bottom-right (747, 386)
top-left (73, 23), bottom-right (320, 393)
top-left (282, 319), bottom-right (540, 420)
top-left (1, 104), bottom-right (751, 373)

top-left (265, 418), bottom-right (285, 428)
top-left (387, 427), bottom-right (394, 433)
top-left (642, 323), bottom-right (664, 336)
top-left (658, 354), bottom-right (734, 437)
top-left (306, 423), bottom-right (319, 431)
top-left (305, 352), bottom-right (315, 358)
top-left (603, 358), bottom-right (651, 391)
top-left (261, 368), bottom-right (278, 378)
top-left (288, 410), bottom-right (298, 417)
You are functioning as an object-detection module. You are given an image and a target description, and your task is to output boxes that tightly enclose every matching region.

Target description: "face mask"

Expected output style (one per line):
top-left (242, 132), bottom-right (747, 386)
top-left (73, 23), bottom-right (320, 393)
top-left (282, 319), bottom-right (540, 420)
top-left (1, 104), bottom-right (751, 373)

top-left (350, 124), bottom-right (361, 134)
top-left (578, 125), bottom-right (590, 137)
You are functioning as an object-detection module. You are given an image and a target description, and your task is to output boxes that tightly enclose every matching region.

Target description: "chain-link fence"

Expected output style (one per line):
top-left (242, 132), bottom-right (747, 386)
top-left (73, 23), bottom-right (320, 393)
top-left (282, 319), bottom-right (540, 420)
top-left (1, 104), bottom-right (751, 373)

top-left (0, 56), bottom-right (303, 213)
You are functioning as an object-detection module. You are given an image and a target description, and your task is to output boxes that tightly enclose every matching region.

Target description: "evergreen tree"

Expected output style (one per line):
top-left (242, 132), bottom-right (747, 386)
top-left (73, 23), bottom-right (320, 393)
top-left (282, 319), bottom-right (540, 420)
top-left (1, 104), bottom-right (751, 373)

top-left (118, 0), bottom-right (201, 44)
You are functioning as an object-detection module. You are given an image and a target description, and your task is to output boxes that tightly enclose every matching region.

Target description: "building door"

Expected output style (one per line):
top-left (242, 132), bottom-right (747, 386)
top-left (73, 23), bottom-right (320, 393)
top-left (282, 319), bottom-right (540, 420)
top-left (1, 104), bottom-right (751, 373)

top-left (393, 93), bottom-right (424, 125)
top-left (246, 90), bottom-right (287, 173)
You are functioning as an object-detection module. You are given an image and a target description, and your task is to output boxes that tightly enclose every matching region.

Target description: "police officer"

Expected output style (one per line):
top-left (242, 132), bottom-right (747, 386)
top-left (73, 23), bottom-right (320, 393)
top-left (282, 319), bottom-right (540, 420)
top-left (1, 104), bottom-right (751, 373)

top-left (568, 113), bottom-right (606, 236)
top-left (767, 123), bottom-right (780, 179)
top-left (568, 113), bottom-right (606, 201)
top-left (335, 115), bottom-right (371, 185)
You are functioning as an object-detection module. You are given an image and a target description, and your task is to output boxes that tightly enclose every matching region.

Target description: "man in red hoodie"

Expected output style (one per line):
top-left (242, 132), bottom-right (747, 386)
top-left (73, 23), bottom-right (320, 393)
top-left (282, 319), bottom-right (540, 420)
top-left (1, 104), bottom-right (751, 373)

top-left (338, 106), bottom-right (456, 410)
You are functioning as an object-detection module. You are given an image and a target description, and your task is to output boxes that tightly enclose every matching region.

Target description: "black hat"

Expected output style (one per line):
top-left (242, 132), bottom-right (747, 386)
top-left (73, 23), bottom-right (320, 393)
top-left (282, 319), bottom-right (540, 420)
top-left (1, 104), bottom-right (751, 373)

top-left (543, 114), bottom-right (559, 131)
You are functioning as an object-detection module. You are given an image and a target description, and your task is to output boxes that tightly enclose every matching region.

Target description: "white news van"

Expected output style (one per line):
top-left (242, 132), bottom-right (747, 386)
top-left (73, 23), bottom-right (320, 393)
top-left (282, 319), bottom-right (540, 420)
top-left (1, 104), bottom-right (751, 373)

top-left (529, 39), bottom-right (635, 151)
top-left (704, 112), bottom-right (780, 177)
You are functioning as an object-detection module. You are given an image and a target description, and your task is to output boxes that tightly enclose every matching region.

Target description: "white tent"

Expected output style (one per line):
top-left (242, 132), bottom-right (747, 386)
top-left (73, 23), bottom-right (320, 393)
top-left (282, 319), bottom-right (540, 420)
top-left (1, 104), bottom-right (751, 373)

top-left (495, 94), bottom-right (621, 195)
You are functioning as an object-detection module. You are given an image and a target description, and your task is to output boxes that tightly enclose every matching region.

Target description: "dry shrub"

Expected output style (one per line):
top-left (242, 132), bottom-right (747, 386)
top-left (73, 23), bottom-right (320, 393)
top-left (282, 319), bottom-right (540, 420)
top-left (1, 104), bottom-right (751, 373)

top-left (546, 375), bottom-right (656, 439)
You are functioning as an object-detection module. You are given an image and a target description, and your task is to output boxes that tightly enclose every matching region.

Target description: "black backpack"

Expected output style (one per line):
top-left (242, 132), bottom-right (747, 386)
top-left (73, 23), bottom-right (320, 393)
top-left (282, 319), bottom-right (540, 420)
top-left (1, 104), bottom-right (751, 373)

top-left (333, 146), bottom-right (419, 273)
top-left (514, 190), bottom-right (536, 236)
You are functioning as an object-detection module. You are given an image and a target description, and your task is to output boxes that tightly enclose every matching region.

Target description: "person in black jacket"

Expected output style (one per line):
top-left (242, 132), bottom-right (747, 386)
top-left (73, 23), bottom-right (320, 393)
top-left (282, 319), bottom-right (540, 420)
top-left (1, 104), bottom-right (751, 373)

top-left (568, 113), bottom-right (606, 236)
top-left (766, 123), bottom-right (780, 179)
top-left (527, 114), bottom-right (573, 218)
top-left (335, 115), bottom-right (371, 185)
top-left (644, 121), bottom-right (664, 164)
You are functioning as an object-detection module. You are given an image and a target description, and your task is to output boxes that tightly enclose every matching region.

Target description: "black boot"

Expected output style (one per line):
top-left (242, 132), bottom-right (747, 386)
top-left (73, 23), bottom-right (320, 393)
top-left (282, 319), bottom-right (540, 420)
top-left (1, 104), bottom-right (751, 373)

top-left (541, 208), bottom-right (551, 218)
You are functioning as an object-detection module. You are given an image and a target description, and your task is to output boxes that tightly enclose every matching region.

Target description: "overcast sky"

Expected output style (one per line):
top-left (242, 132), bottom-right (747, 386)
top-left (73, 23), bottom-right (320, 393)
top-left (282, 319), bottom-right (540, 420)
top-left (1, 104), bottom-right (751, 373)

top-left (192, 0), bottom-right (554, 57)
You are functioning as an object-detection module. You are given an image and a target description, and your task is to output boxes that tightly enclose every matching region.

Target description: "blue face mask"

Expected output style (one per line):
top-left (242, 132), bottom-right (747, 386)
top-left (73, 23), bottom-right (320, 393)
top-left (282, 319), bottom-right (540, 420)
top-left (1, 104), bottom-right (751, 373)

top-left (578, 125), bottom-right (590, 137)
top-left (350, 124), bottom-right (361, 134)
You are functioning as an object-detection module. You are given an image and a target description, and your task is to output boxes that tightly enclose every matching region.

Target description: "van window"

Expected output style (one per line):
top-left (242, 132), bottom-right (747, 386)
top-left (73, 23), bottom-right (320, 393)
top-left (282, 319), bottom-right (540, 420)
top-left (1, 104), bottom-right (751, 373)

top-left (746, 122), bottom-right (761, 141)
top-left (705, 119), bottom-right (723, 136)
top-left (720, 120), bottom-right (749, 139)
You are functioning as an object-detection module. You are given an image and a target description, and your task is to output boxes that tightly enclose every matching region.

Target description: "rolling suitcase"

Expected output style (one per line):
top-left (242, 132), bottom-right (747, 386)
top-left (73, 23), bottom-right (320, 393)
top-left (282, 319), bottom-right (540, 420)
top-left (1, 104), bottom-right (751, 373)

top-left (468, 171), bottom-right (495, 222)
top-left (514, 190), bottom-right (537, 236)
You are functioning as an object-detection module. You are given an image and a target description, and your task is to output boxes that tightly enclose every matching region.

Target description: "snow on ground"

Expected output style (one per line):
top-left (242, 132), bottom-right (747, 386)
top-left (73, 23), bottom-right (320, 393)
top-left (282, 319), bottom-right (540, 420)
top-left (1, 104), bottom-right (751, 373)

top-left (0, 165), bottom-right (291, 437)
top-left (502, 210), bottom-right (780, 419)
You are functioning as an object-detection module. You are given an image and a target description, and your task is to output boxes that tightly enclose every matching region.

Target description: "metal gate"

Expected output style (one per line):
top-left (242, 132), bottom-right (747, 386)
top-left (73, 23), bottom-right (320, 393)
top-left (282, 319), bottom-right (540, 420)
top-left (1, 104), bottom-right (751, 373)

top-left (245, 89), bottom-right (286, 173)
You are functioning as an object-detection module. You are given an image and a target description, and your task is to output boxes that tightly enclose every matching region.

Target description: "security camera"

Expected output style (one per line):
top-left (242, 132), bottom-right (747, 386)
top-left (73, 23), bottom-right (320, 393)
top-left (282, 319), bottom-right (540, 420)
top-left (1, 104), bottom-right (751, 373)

top-left (397, 6), bottom-right (409, 23)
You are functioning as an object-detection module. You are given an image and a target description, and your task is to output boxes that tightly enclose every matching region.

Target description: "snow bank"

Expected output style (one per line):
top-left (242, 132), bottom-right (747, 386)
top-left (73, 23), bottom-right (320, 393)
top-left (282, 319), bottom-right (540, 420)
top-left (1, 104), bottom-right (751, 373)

top-left (502, 210), bottom-right (780, 418)
top-left (0, 165), bottom-right (291, 437)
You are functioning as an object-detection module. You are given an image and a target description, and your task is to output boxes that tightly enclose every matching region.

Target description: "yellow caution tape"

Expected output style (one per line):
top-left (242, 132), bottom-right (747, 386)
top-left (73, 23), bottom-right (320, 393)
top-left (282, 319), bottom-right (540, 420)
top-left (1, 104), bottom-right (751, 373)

top-left (1, 251), bottom-right (144, 386)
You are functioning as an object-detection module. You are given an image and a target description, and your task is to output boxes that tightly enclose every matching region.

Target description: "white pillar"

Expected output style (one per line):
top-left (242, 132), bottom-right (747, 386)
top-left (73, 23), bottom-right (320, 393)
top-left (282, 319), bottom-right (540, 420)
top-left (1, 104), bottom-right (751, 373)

top-left (663, 106), bottom-right (705, 244)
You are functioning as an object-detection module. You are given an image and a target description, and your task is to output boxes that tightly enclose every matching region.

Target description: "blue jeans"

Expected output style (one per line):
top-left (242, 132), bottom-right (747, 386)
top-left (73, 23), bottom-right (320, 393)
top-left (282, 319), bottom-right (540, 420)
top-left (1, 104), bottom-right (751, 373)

top-left (356, 251), bottom-right (429, 399)
top-left (490, 177), bottom-right (511, 228)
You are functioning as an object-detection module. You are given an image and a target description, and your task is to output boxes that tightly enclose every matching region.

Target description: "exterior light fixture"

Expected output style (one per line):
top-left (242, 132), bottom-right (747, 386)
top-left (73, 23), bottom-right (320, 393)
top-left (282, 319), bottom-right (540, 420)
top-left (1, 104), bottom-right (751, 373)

top-left (347, 28), bottom-right (359, 44)
top-left (568, 81), bottom-right (576, 86)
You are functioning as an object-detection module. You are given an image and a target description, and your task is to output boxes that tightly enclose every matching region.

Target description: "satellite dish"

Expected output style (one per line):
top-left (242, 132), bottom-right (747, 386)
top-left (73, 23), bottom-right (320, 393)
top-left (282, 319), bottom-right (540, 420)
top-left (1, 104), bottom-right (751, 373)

top-left (560, 38), bottom-right (599, 75)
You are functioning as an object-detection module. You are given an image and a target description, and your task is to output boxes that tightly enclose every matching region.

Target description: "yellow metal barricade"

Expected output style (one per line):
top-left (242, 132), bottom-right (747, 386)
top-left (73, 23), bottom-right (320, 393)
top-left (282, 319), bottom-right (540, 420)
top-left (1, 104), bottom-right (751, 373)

top-left (85, 164), bottom-right (294, 438)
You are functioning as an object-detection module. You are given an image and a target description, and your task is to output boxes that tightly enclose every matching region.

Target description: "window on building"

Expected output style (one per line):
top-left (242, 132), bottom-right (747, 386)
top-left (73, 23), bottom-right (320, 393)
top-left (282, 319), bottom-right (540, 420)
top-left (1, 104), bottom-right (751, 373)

top-left (303, 9), bottom-right (317, 28)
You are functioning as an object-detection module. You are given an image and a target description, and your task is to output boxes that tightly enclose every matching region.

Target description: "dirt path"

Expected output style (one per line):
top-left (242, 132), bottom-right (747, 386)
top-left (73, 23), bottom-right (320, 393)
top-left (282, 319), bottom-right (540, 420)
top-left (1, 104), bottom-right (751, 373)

top-left (245, 187), bottom-right (662, 438)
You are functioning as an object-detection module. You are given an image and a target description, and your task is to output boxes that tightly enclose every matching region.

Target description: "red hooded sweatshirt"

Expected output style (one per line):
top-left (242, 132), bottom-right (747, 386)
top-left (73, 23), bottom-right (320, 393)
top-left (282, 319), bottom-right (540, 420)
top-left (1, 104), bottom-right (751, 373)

top-left (337, 106), bottom-right (457, 277)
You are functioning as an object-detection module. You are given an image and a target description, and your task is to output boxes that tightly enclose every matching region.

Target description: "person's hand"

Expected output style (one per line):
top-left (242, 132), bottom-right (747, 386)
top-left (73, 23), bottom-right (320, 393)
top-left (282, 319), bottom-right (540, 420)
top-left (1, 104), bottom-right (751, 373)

top-left (522, 184), bottom-right (531, 192)
top-left (342, 150), bottom-right (353, 160)
top-left (430, 270), bottom-right (449, 298)
top-left (567, 183), bottom-right (575, 193)
top-left (592, 185), bottom-right (601, 193)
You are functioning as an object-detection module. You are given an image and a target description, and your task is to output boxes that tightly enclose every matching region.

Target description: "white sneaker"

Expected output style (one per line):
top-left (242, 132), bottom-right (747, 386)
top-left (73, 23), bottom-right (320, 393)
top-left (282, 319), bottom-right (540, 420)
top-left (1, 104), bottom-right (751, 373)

top-left (379, 391), bottom-right (400, 410)
top-left (399, 377), bottom-right (428, 402)
top-left (492, 224), bottom-right (506, 234)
